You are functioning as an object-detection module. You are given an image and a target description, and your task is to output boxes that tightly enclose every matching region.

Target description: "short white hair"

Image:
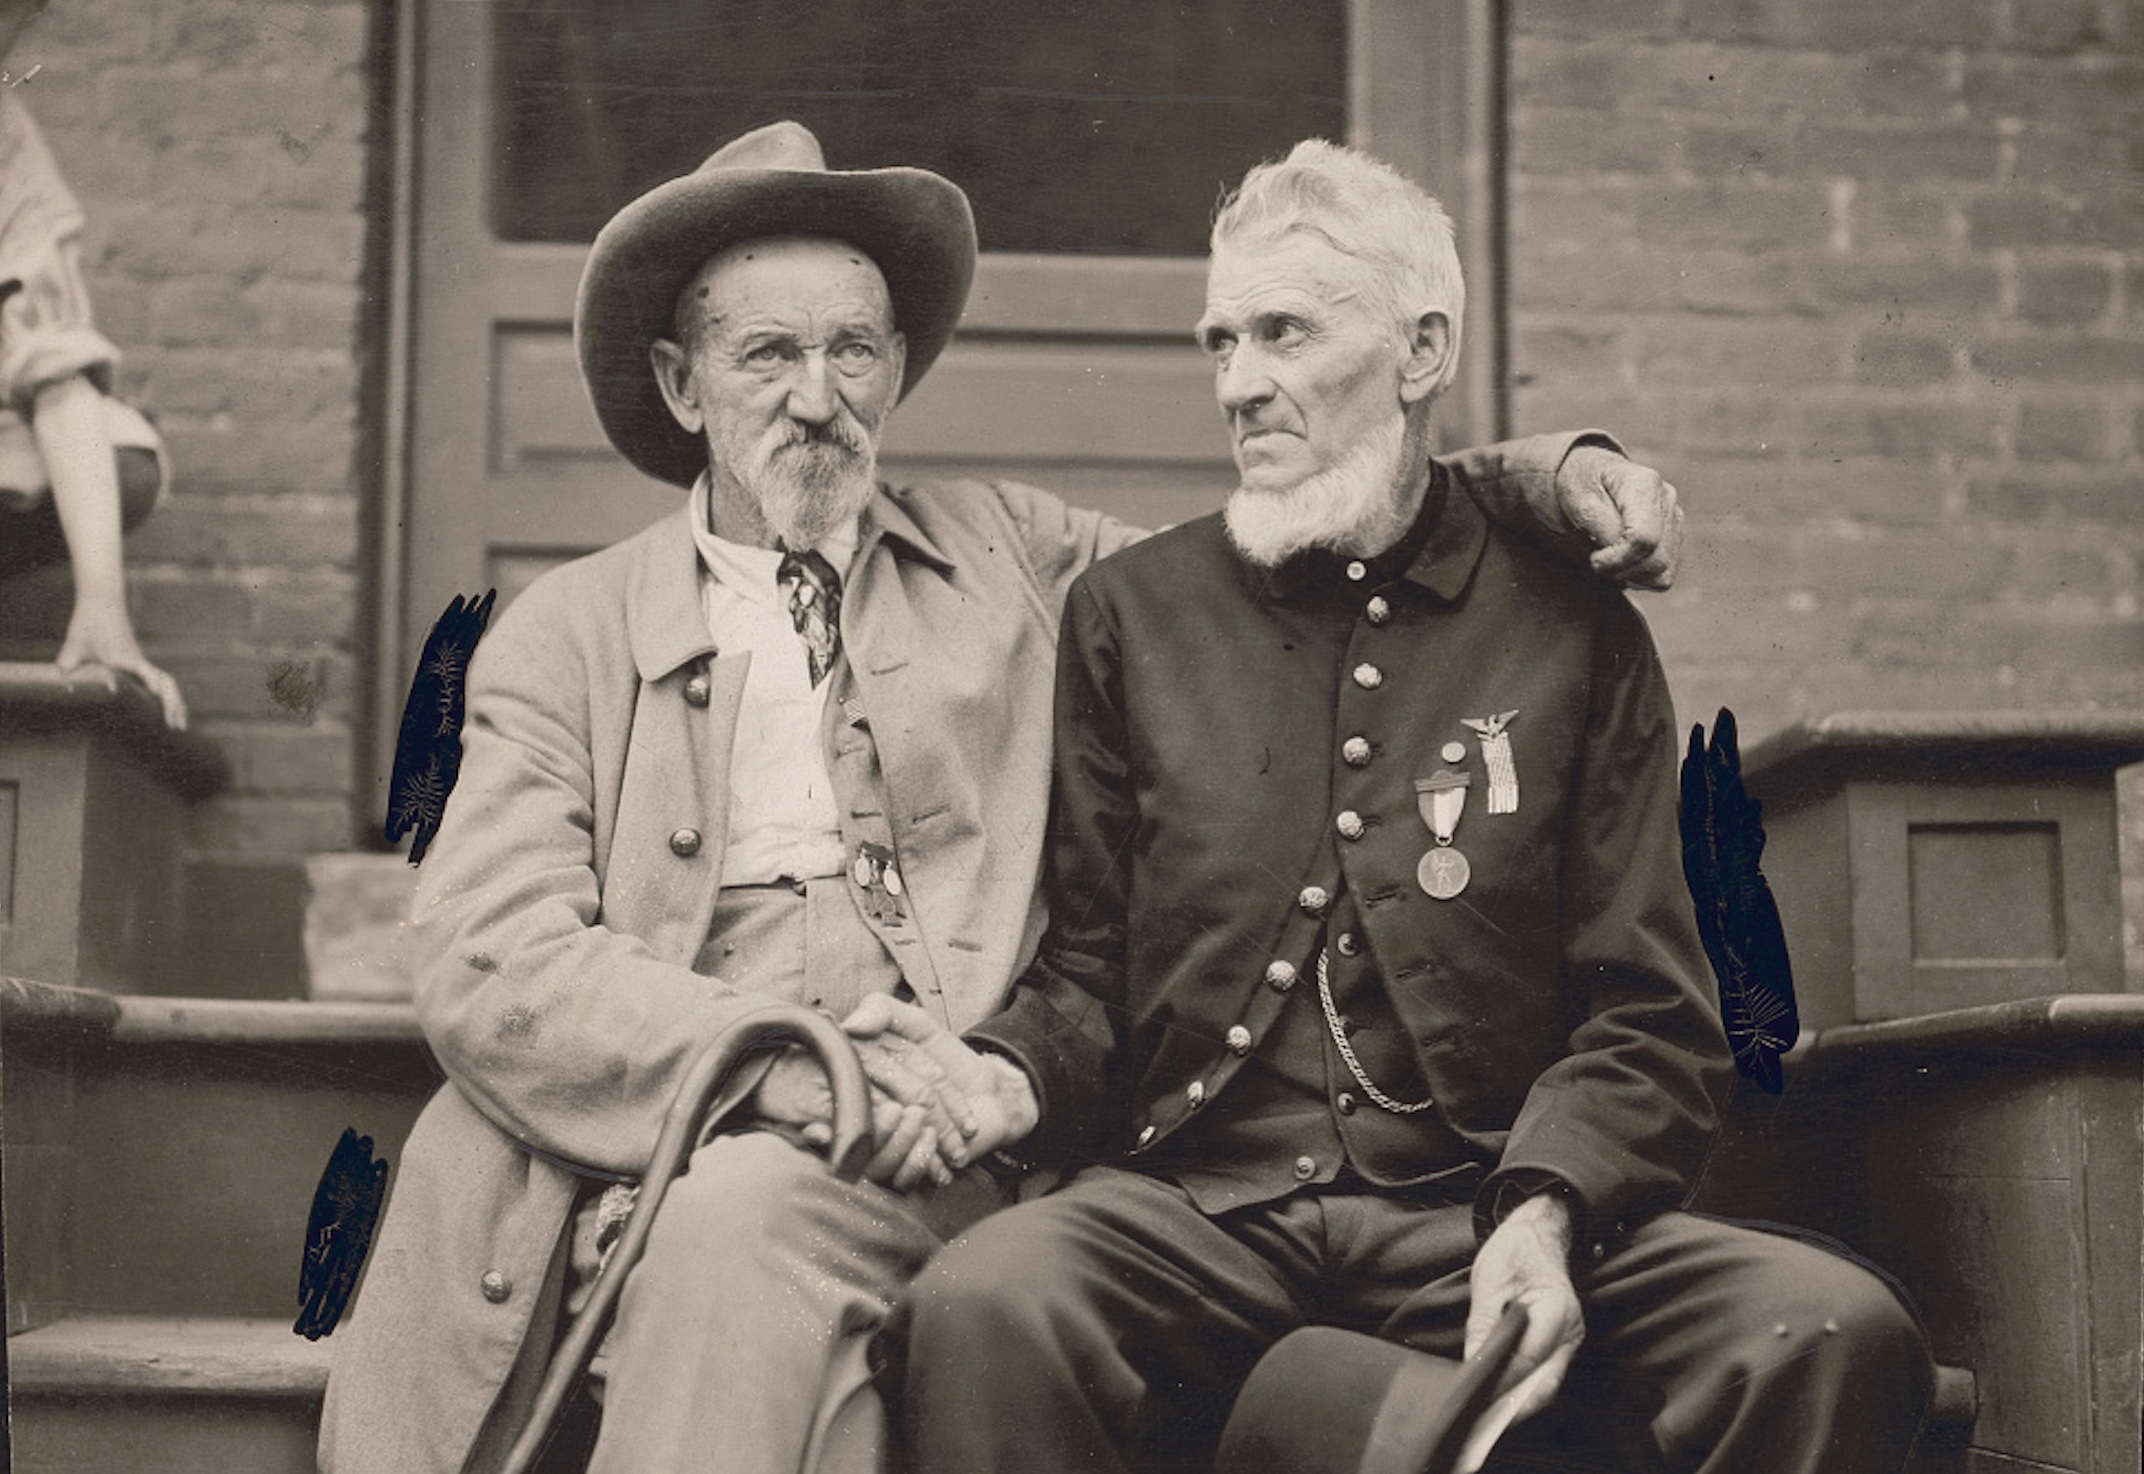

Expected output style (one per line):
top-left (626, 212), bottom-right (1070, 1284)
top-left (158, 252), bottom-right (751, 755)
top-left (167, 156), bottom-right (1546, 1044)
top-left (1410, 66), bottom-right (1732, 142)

top-left (1211, 139), bottom-right (1465, 399)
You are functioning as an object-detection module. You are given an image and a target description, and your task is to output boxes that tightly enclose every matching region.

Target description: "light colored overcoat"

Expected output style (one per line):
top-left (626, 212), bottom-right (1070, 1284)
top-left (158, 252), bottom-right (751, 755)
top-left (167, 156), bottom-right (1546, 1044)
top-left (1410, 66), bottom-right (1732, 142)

top-left (320, 480), bottom-right (1136, 1474)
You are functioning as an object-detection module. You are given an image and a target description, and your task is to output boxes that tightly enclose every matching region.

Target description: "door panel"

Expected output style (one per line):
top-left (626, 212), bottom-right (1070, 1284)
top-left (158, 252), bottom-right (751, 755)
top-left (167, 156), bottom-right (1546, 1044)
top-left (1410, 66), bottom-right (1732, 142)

top-left (391, 1), bottom-right (1503, 727)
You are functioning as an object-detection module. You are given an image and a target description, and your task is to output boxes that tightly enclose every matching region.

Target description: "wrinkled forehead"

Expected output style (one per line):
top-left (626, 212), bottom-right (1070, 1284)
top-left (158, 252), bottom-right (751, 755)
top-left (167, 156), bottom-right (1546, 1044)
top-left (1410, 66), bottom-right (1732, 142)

top-left (679, 235), bottom-right (897, 331)
top-left (1200, 231), bottom-right (1375, 328)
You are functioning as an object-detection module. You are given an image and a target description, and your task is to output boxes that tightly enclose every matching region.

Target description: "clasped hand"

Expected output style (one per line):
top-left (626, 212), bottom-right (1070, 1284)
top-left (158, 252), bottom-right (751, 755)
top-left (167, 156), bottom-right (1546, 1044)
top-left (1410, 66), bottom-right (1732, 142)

top-left (745, 995), bottom-right (1038, 1194)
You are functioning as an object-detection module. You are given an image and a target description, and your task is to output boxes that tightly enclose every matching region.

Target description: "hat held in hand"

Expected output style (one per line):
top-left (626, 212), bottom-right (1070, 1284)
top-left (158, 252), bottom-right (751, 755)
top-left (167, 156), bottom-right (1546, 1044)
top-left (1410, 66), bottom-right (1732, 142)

top-left (1215, 1303), bottom-right (1530, 1474)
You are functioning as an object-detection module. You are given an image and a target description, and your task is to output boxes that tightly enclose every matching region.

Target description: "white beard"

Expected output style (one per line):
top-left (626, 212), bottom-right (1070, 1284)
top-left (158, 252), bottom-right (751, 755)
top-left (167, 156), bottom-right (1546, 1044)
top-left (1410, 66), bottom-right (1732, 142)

top-left (718, 413), bottom-right (882, 551)
top-left (1222, 413), bottom-right (1415, 568)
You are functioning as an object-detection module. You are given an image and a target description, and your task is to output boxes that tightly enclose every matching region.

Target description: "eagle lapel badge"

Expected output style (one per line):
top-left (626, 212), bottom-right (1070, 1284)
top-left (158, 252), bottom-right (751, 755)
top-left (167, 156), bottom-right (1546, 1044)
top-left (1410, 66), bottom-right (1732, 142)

top-left (1412, 768), bottom-right (1472, 900)
top-left (1462, 710), bottom-right (1520, 814)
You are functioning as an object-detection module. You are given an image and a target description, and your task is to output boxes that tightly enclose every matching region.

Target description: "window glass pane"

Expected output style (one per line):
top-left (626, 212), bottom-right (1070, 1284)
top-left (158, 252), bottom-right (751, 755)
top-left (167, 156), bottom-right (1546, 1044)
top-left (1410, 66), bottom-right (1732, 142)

top-left (492, 0), bottom-right (1347, 253)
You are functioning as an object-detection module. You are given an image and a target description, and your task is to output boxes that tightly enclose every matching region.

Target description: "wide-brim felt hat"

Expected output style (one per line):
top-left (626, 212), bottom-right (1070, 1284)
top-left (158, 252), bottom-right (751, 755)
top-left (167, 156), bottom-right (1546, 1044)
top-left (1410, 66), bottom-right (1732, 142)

top-left (575, 120), bottom-right (977, 488)
top-left (1214, 1306), bottom-right (1529, 1474)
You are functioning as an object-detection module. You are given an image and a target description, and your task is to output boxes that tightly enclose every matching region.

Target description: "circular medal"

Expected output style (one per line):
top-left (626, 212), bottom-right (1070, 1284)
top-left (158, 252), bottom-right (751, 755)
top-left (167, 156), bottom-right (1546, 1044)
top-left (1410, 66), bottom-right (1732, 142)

top-left (882, 865), bottom-right (904, 898)
top-left (1417, 846), bottom-right (1471, 900)
top-left (852, 853), bottom-right (875, 888)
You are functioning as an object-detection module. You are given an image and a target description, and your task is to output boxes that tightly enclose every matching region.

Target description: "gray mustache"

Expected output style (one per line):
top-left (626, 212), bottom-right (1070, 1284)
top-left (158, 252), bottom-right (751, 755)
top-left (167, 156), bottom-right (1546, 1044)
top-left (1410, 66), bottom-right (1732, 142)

top-left (770, 420), bottom-right (868, 457)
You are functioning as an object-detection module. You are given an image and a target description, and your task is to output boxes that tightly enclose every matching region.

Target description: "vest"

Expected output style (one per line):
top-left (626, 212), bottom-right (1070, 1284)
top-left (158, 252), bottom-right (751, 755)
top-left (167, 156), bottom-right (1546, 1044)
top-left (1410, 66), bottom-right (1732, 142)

top-left (1152, 886), bottom-right (1481, 1214)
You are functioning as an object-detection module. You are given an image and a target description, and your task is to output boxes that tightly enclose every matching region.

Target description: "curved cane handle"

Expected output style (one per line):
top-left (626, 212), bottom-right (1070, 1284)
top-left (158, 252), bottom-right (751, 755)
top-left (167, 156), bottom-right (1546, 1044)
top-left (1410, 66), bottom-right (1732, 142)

top-left (765, 1002), bottom-right (876, 1181)
top-left (499, 1001), bottom-right (874, 1474)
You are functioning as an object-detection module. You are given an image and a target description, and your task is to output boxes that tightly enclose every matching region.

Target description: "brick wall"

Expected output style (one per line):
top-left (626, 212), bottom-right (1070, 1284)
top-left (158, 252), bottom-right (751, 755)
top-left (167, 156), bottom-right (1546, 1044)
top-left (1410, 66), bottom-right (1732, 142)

top-left (21, 1), bottom-right (375, 860)
top-left (1507, 0), bottom-right (2144, 975)
top-left (16, 1), bottom-right (2142, 969)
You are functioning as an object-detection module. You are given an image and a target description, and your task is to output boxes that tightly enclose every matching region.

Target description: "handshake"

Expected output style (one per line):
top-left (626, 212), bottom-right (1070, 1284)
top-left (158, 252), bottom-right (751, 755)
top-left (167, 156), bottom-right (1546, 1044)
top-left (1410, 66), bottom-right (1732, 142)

top-left (748, 994), bottom-right (1040, 1192)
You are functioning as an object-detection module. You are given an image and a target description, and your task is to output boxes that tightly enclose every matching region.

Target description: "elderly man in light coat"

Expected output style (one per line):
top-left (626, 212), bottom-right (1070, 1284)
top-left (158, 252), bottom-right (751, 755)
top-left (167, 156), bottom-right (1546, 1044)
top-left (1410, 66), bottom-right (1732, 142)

top-left (318, 121), bottom-right (1686, 1474)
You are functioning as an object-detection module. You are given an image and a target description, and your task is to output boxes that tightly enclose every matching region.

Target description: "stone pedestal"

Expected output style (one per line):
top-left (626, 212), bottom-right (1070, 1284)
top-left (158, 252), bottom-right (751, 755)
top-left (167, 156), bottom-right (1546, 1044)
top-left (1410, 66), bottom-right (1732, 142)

top-left (1740, 710), bottom-right (2144, 1030)
top-left (0, 662), bottom-right (227, 991)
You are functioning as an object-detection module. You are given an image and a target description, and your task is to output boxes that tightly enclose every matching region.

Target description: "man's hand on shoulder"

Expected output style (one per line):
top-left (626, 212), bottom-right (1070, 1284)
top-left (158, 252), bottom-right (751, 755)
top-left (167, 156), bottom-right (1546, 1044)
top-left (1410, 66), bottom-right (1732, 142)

top-left (1555, 444), bottom-right (1683, 591)
top-left (843, 995), bottom-right (1040, 1178)
top-left (1458, 1189), bottom-right (1586, 1471)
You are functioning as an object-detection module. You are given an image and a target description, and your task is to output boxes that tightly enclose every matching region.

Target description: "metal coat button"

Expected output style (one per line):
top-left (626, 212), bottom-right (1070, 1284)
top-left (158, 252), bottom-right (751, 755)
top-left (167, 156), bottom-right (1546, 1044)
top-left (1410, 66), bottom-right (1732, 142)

top-left (1335, 931), bottom-right (1361, 958)
top-left (1345, 559), bottom-right (1368, 582)
top-left (1297, 886), bottom-right (1330, 916)
top-left (1226, 1025), bottom-right (1252, 1055)
top-left (480, 1270), bottom-right (512, 1303)
top-left (669, 827), bottom-right (703, 857)
top-left (1353, 663), bottom-right (1383, 690)
top-left (1293, 1155), bottom-right (1317, 1181)
top-left (1366, 596), bottom-right (1390, 625)
top-left (1336, 1092), bottom-right (1357, 1116)
top-left (1336, 810), bottom-right (1365, 840)
top-left (1186, 1080), bottom-right (1206, 1108)
top-left (1342, 735), bottom-right (1373, 768)
top-left (683, 674), bottom-right (711, 708)
top-left (1265, 960), bottom-right (1298, 992)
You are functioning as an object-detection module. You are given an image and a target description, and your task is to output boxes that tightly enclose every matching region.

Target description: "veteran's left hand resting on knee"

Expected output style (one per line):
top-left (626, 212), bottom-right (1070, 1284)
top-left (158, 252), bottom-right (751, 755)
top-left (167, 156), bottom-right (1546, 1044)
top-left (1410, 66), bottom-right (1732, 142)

top-left (1456, 1190), bottom-right (1587, 1472)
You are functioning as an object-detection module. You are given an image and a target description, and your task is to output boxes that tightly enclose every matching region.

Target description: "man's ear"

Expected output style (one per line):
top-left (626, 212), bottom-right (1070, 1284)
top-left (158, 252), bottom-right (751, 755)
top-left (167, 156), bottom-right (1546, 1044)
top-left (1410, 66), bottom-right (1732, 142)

top-left (649, 338), bottom-right (705, 436)
top-left (1397, 309), bottom-right (1454, 405)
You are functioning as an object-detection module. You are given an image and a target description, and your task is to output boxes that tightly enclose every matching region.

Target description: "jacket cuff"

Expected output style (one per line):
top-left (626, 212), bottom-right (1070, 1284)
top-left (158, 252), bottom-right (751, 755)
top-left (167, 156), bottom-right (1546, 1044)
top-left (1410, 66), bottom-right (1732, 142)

top-left (1565, 427), bottom-right (1628, 460)
top-left (1475, 1169), bottom-right (1589, 1258)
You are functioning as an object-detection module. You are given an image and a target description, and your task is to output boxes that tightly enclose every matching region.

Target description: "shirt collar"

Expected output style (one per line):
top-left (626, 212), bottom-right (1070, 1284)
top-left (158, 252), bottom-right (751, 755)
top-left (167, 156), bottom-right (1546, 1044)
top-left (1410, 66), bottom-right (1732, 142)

top-left (1255, 458), bottom-right (1484, 604)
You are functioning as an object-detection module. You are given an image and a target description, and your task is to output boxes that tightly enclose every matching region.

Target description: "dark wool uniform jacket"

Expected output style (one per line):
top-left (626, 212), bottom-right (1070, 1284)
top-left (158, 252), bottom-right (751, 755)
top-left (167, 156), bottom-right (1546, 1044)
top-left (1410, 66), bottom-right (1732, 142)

top-left (971, 468), bottom-right (1734, 1247)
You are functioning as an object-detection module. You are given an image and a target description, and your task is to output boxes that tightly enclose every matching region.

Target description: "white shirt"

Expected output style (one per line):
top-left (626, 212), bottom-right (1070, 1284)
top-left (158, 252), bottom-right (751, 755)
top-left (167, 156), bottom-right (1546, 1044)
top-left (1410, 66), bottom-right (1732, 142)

top-left (687, 477), bottom-right (859, 884)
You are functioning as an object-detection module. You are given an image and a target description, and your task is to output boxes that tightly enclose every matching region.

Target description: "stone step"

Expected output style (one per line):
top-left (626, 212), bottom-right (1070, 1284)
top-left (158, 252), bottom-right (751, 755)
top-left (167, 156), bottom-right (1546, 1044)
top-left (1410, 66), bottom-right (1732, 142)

top-left (150, 849), bottom-right (418, 1002)
top-left (302, 851), bottom-right (420, 1001)
top-left (8, 1315), bottom-right (327, 1474)
top-left (5, 981), bottom-right (438, 1328)
top-left (4, 1314), bottom-right (1980, 1474)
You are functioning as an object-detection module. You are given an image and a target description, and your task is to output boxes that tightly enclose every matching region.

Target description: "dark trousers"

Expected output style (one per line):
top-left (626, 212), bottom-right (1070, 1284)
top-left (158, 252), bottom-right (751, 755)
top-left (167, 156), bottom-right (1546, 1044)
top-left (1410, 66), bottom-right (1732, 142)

top-left (891, 1166), bottom-right (1933, 1474)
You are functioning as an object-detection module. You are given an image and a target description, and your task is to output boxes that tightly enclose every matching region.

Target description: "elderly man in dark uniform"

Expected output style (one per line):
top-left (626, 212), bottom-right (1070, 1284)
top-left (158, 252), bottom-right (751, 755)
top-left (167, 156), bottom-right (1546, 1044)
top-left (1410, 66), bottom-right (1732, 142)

top-left (891, 140), bottom-right (1935, 1474)
top-left (322, 122), bottom-right (1693, 1474)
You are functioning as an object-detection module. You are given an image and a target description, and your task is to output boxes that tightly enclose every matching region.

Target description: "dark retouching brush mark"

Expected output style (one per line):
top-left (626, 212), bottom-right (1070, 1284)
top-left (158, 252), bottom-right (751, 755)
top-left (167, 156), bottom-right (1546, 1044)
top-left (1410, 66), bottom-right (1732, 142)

top-left (296, 1127), bottom-right (389, 1340)
top-left (1680, 708), bottom-right (1799, 1095)
top-left (386, 589), bottom-right (495, 864)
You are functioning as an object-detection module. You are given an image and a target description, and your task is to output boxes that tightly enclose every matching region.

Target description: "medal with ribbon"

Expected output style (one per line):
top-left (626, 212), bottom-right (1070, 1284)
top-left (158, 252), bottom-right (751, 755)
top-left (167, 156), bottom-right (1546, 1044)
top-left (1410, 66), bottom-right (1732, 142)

top-left (1412, 768), bottom-right (1472, 900)
top-left (849, 840), bottom-right (906, 927)
top-left (1462, 710), bottom-right (1520, 815)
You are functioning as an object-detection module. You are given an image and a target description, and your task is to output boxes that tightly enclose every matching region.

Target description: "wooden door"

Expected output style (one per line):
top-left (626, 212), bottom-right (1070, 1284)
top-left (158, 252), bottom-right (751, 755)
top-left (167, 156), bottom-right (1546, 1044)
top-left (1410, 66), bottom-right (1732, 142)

top-left (380, 0), bottom-right (1504, 763)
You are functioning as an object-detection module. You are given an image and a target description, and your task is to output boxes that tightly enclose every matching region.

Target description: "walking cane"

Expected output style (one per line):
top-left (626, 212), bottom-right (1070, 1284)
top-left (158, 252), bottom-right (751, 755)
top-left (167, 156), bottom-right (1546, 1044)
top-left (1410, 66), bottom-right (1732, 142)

top-left (498, 1001), bottom-right (876, 1474)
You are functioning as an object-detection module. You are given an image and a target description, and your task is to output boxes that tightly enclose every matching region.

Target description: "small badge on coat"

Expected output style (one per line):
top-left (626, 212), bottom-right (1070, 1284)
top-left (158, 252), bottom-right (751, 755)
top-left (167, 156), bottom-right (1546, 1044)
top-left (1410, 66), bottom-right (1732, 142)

top-left (1462, 710), bottom-right (1520, 815)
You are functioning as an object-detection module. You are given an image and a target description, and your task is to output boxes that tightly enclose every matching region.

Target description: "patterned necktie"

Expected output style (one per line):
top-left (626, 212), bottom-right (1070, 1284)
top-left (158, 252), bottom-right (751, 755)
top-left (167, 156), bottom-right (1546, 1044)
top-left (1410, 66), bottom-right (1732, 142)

top-left (776, 546), bottom-right (843, 687)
